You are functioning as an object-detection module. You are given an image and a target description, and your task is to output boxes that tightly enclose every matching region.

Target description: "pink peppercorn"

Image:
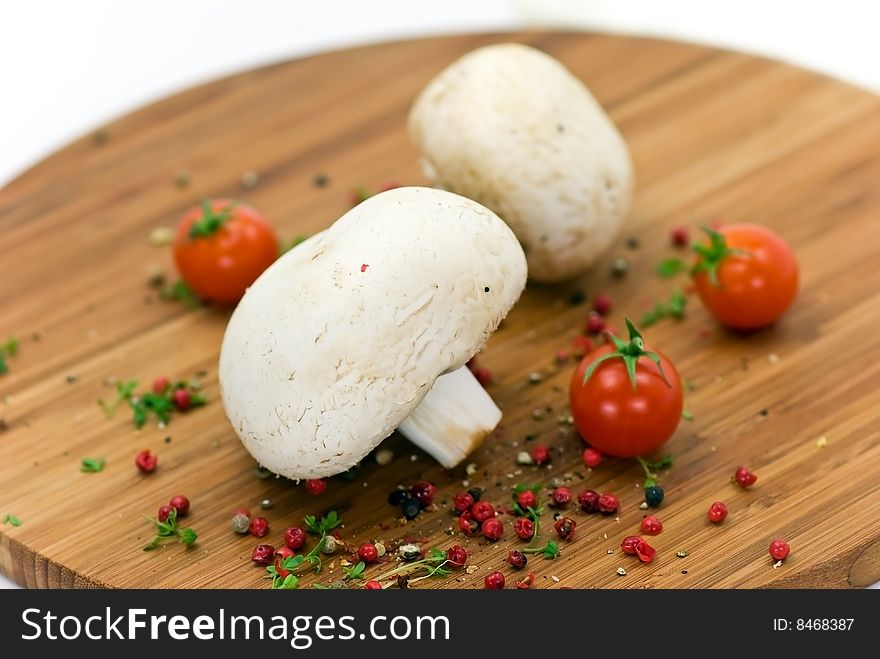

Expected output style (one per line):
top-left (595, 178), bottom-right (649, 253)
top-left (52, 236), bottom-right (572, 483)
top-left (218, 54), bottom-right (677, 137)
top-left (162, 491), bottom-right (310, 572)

top-left (249, 516), bottom-right (270, 537)
top-left (593, 294), bottom-right (612, 316)
top-left (251, 544), bottom-right (275, 565)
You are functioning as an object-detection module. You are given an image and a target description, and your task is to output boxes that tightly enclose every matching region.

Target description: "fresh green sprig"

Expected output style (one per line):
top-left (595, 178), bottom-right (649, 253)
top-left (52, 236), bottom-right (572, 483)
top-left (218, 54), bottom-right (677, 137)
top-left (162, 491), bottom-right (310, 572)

top-left (0, 337), bottom-right (19, 375)
top-left (2, 513), bottom-right (22, 527)
top-left (521, 540), bottom-right (560, 560)
top-left (81, 457), bottom-right (106, 473)
top-left (657, 258), bottom-right (687, 278)
top-left (100, 379), bottom-right (205, 428)
top-left (638, 455), bottom-right (674, 488)
top-left (142, 507), bottom-right (198, 550)
top-left (304, 511), bottom-right (341, 535)
top-left (158, 280), bottom-right (204, 308)
top-left (640, 291), bottom-right (688, 327)
top-left (99, 380), bottom-right (138, 418)
top-left (268, 512), bottom-right (344, 589)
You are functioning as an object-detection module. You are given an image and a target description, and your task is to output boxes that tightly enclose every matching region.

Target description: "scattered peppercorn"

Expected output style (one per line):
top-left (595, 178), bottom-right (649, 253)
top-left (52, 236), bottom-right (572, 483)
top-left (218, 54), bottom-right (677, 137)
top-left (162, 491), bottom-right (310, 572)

top-left (135, 449), bottom-right (158, 474)
top-left (708, 501), bottom-right (728, 524)
top-left (459, 511), bottom-right (478, 535)
top-left (598, 493), bottom-right (619, 514)
top-left (551, 487), bottom-right (572, 508)
top-left (516, 489), bottom-right (538, 510)
top-left (284, 526), bottom-right (307, 550)
top-left (442, 545), bottom-right (466, 568)
top-left (471, 366), bottom-right (492, 387)
top-left (640, 515), bottom-right (663, 535)
top-left (516, 572), bottom-right (536, 589)
top-left (388, 489), bottom-right (408, 506)
top-left (734, 466), bottom-right (758, 488)
top-left (611, 256), bottom-right (629, 278)
top-left (507, 550), bottom-right (528, 569)
top-left (249, 517), bottom-right (270, 537)
top-left (482, 517), bottom-right (504, 541)
top-left (593, 294), bottom-right (612, 316)
top-left (769, 539), bottom-right (790, 561)
top-left (577, 489), bottom-right (600, 513)
top-left (484, 571), bottom-right (505, 589)
top-left (621, 536), bottom-right (642, 555)
top-left (513, 517), bottom-right (535, 540)
top-left (171, 388), bottom-right (191, 411)
top-left (585, 312), bottom-right (606, 335)
top-left (582, 447), bottom-right (602, 468)
top-left (410, 481), bottom-right (437, 507)
top-left (401, 497), bottom-right (422, 520)
top-left (626, 237), bottom-right (640, 250)
top-left (471, 501), bottom-right (495, 523)
top-left (305, 479), bottom-right (326, 495)
top-left (554, 516), bottom-right (577, 541)
top-left (671, 226), bottom-right (690, 247)
top-left (635, 538), bottom-right (657, 563)
top-left (531, 444), bottom-right (551, 465)
top-left (251, 544), bottom-right (274, 565)
top-left (398, 543), bottom-right (421, 561)
top-left (453, 491), bottom-right (475, 513)
top-left (152, 376), bottom-right (170, 393)
top-left (357, 542), bottom-right (379, 563)
top-left (364, 580), bottom-right (382, 590)
top-left (644, 485), bottom-right (665, 508)
top-left (569, 290), bottom-right (586, 305)
top-left (231, 513), bottom-right (250, 534)
top-left (157, 504), bottom-right (174, 523)
top-left (167, 495), bottom-right (189, 517)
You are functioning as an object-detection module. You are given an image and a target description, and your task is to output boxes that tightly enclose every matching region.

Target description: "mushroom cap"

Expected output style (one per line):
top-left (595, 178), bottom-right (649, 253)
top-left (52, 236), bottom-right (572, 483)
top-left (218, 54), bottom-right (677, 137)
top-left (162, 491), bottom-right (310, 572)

top-left (219, 186), bottom-right (527, 479)
top-left (409, 42), bottom-right (633, 282)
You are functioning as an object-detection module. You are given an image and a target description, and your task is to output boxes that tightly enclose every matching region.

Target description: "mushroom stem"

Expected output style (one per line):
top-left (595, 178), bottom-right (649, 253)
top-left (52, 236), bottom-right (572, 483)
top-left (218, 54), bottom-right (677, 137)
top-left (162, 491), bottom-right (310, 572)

top-left (398, 366), bottom-right (501, 468)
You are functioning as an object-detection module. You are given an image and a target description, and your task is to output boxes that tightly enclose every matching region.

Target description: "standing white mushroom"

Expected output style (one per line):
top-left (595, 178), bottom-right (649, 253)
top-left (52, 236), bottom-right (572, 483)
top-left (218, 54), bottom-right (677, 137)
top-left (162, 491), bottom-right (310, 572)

top-left (219, 186), bottom-right (527, 479)
top-left (409, 42), bottom-right (633, 283)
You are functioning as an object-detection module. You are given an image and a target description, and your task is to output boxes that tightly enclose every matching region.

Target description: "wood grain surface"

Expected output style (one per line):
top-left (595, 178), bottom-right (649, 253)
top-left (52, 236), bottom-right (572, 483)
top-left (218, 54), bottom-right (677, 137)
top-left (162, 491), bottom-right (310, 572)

top-left (1, 32), bottom-right (879, 589)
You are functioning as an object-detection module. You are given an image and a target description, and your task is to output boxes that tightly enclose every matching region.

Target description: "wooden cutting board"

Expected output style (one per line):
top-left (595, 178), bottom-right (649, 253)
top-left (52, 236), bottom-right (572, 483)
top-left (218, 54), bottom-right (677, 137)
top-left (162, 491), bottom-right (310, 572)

top-left (2, 32), bottom-right (879, 589)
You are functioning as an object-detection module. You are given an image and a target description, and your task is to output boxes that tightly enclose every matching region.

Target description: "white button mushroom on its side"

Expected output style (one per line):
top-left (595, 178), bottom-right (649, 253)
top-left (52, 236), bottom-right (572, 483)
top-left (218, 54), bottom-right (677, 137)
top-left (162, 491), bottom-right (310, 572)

top-left (219, 186), bottom-right (527, 480)
top-left (409, 43), bottom-right (634, 283)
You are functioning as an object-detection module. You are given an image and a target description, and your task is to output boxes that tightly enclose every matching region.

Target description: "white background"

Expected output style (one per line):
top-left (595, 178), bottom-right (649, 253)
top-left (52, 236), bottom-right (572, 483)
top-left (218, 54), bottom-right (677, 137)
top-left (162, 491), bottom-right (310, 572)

top-left (1, 1), bottom-right (878, 588)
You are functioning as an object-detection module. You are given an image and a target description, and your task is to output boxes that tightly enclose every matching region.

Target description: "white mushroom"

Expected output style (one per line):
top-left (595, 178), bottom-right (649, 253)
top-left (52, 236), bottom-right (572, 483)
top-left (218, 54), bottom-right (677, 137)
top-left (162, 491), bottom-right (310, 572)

top-left (409, 42), bottom-right (634, 283)
top-left (219, 186), bottom-right (526, 479)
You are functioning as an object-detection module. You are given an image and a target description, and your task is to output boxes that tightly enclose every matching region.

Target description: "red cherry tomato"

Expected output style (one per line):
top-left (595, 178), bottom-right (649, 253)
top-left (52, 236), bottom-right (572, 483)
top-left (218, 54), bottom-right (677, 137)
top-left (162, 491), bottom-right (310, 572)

top-left (692, 224), bottom-right (798, 330)
top-left (569, 321), bottom-right (683, 458)
top-left (173, 199), bottom-right (278, 305)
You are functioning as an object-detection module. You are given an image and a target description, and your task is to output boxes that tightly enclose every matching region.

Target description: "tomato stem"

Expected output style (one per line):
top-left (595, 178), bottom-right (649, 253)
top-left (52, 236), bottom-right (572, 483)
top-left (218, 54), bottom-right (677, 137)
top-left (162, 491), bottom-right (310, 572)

top-left (188, 199), bottom-right (234, 239)
top-left (691, 225), bottom-right (751, 286)
top-left (581, 318), bottom-right (670, 391)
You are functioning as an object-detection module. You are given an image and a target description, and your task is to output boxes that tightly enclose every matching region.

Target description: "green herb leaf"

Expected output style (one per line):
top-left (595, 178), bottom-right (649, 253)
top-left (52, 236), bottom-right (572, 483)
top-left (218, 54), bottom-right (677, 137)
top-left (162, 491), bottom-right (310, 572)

top-left (272, 573), bottom-right (300, 590)
top-left (427, 548), bottom-right (447, 563)
top-left (178, 528), bottom-right (198, 545)
top-left (0, 354), bottom-right (7, 375)
top-left (2, 513), bottom-right (22, 527)
top-left (640, 303), bottom-right (667, 327)
top-left (543, 541), bottom-right (560, 559)
top-left (668, 290), bottom-right (688, 319)
top-left (657, 258), bottom-right (686, 278)
top-left (305, 511), bottom-right (341, 535)
top-left (159, 279), bottom-right (203, 308)
top-left (644, 478), bottom-right (656, 489)
top-left (81, 457), bottom-right (106, 473)
top-left (343, 561), bottom-right (366, 580)
top-left (3, 338), bottom-right (19, 357)
top-left (98, 379), bottom-right (138, 418)
top-left (682, 410), bottom-right (694, 421)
